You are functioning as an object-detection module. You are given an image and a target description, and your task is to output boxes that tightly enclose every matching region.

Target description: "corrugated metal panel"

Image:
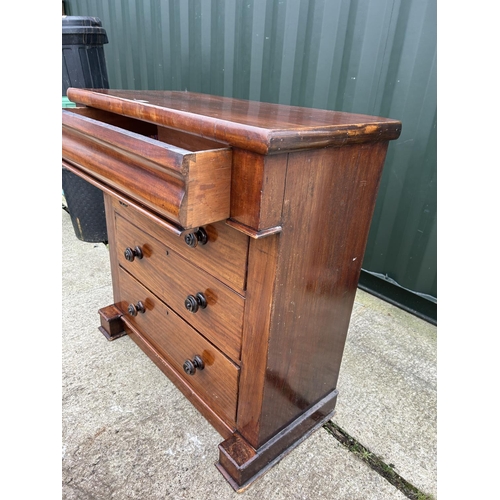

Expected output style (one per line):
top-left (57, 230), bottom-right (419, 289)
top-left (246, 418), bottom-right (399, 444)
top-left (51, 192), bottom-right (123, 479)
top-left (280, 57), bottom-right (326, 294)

top-left (65, 0), bottom-right (437, 302)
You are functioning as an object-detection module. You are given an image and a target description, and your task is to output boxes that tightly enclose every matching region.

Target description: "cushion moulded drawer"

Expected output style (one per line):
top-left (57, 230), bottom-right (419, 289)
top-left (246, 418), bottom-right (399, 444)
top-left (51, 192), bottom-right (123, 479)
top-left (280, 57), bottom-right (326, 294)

top-left (62, 109), bottom-right (232, 230)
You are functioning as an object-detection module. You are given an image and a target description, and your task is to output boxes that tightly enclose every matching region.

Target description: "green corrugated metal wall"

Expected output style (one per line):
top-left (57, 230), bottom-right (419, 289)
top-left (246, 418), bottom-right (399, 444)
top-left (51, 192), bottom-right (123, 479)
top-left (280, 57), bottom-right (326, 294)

top-left (65, 0), bottom-right (437, 310)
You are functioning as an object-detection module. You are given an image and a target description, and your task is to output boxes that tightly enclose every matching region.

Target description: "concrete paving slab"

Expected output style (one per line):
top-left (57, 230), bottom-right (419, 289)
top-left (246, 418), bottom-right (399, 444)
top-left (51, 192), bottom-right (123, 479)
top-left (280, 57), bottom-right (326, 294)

top-left (62, 208), bottom-right (435, 499)
top-left (333, 290), bottom-right (437, 498)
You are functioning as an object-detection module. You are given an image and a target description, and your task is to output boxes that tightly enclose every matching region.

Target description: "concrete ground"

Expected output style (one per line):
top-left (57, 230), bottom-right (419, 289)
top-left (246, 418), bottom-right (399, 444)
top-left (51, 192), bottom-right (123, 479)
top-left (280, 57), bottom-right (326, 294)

top-left (62, 208), bottom-right (437, 500)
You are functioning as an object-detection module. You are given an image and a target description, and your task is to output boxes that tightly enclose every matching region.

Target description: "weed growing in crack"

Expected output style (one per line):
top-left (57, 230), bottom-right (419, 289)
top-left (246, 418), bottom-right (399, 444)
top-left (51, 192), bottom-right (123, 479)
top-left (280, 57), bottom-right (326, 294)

top-left (322, 421), bottom-right (435, 500)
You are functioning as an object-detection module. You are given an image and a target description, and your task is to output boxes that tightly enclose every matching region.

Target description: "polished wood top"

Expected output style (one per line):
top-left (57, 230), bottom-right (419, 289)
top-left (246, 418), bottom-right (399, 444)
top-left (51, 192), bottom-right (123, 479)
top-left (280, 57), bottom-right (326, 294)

top-left (67, 88), bottom-right (402, 154)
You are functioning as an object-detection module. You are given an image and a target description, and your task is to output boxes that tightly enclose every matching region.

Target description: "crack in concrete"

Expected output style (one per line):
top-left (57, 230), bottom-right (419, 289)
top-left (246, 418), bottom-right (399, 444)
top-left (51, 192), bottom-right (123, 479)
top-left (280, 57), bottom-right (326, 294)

top-left (322, 421), bottom-right (435, 500)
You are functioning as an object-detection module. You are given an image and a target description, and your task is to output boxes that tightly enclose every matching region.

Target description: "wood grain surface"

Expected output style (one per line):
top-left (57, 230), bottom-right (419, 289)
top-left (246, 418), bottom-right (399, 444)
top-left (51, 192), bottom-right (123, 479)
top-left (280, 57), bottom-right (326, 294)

top-left (63, 89), bottom-right (402, 490)
top-left (114, 214), bottom-right (245, 362)
top-left (111, 196), bottom-right (249, 294)
top-left (62, 109), bottom-right (232, 229)
top-left (118, 267), bottom-right (240, 426)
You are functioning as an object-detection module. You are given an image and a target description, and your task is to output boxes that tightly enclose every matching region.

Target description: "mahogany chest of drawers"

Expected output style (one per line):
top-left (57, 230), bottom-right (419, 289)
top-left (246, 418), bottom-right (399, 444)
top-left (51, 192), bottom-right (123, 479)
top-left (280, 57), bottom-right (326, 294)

top-left (62, 89), bottom-right (401, 491)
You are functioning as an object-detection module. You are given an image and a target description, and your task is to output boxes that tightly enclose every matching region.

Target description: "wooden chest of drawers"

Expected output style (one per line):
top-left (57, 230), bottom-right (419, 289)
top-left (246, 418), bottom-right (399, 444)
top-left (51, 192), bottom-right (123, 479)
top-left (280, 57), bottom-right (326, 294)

top-left (62, 89), bottom-right (401, 491)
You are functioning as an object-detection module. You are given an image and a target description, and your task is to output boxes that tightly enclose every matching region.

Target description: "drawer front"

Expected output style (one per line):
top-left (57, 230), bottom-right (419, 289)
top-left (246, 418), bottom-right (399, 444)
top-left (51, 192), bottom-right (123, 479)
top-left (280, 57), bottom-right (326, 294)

top-left (119, 268), bottom-right (239, 425)
top-left (115, 213), bottom-right (244, 362)
top-left (112, 196), bottom-right (249, 294)
top-left (62, 109), bottom-right (232, 229)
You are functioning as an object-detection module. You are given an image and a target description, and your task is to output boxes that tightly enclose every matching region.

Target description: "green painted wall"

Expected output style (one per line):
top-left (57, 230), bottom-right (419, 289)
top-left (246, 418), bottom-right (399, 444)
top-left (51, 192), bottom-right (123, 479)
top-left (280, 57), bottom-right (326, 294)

top-left (65, 0), bottom-right (437, 303)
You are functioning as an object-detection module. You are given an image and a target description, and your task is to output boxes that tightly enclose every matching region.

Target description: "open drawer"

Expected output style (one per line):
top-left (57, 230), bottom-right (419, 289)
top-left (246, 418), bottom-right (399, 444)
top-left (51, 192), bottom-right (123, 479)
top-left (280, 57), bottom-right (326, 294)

top-left (62, 109), bottom-right (232, 230)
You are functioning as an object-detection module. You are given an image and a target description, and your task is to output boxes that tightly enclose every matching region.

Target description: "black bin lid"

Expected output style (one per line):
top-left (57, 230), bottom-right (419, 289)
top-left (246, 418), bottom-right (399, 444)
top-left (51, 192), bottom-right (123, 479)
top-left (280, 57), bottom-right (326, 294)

top-left (62, 16), bottom-right (108, 45)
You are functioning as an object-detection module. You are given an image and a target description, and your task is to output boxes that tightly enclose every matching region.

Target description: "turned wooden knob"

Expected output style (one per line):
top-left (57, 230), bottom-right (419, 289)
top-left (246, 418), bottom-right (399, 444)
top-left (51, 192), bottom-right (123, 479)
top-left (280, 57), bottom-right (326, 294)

top-left (184, 293), bottom-right (207, 313)
top-left (183, 355), bottom-right (204, 375)
top-left (127, 301), bottom-right (145, 316)
top-left (124, 246), bottom-right (143, 262)
top-left (184, 228), bottom-right (208, 248)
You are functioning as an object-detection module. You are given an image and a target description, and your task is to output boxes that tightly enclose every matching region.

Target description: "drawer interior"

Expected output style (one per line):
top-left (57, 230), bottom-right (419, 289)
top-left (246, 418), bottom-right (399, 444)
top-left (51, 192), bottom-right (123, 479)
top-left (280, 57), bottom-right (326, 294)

top-left (66, 106), bottom-right (227, 151)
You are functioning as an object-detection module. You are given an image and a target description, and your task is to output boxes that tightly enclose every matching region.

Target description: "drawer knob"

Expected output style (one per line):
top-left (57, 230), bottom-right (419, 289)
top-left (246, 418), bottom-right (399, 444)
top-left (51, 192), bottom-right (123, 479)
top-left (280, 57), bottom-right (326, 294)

top-left (124, 246), bottom-right (143, 262)
top-left (127, 301), bottom-right (145, 316)
top-left (184, 228), bottom-right (208, 248)
top-left (185, 293), bottom-right (207, 313)
top-left (183, 355), bottom-right (204, 375)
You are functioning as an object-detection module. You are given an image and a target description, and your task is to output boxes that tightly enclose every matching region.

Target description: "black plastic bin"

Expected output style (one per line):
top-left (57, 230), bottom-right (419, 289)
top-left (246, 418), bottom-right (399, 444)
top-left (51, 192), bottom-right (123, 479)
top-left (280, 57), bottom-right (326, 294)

top-left (62, 16), bottom-right (109, 243)
top-left (62, 16), bottom-right (109, 96)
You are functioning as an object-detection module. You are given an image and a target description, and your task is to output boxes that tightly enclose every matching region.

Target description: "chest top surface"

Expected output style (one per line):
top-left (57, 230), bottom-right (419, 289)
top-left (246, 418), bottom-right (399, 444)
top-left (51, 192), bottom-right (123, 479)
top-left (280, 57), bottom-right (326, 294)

top-left (66, 88), bottom-right (401, 154)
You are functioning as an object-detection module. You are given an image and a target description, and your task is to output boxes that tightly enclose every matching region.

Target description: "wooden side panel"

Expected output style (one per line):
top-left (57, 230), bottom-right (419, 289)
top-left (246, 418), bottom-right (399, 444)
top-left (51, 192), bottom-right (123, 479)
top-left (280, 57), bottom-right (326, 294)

top-left (183, 149), bottom-right (232, 229)
top-left (236, 235), bottom-right (280, 448)
top-left (255, 142), bottom-right (390, 446)
top-left (230, 150), bottom-right (287, 231)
